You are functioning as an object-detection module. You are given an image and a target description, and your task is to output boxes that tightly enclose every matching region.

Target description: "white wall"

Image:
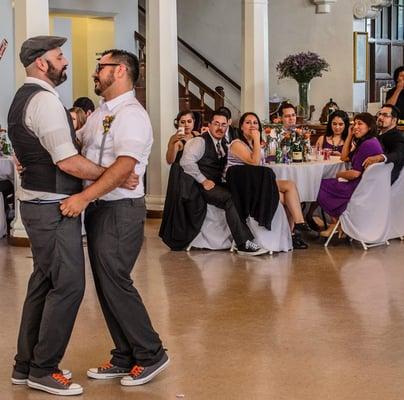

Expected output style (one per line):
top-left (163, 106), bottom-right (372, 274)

top-left (269, 0), bottom-right (354, 119)
top-left (0, 0), bottom-right (15, 128)
top-left (49, 0), bottom-right (138, 52)
top-left (176, 0), bottom-right (357, 121)
top-left (52, 17), bottom-right (73, 107)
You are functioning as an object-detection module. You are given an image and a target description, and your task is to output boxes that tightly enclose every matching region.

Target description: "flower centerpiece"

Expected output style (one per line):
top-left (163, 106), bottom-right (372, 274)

top-left (276, 52), bottom-right (330, 120)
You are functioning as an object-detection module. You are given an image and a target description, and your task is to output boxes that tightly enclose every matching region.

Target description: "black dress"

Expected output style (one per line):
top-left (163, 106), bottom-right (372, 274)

top-left (159, 139), bottom-right (206, 250)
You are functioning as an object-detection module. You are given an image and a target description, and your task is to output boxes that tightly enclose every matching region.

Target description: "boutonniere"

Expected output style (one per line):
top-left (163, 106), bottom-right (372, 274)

top-left (102, 115), bottom-right (115, 135)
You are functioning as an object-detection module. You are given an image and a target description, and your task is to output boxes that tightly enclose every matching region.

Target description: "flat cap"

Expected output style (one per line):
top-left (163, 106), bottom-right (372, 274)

top-left (19, 35), bottom-right (67, 67)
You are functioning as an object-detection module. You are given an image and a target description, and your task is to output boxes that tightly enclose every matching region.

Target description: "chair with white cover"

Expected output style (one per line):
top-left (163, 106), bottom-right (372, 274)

top-left (187, 203), bottom-right (292, 254)
top-left (246, 203), bottom-right (292, 254)
top-left (388, 168), bottom-right (404, 241)
top-left (325, 162), bottom-right (393, 250)
top-left (187, 205), bottom-right (232, 250)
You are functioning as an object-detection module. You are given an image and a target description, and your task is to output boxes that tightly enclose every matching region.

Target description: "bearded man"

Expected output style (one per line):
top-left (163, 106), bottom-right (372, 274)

top-left (60, 49), bottom-right (169, 387)
top-left (7, 36), bottom-right (119, 396)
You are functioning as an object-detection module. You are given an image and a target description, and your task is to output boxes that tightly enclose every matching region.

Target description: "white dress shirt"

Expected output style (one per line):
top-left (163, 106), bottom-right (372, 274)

top-left (18, 77), bottom-right (78, 201)
top-left (79, 90), bottom-right (153, 201)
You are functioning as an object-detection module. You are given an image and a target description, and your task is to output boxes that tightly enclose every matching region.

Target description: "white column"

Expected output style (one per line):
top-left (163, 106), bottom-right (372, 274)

top-left (145, 0), bottom-right (179, 212)
top-left (241, 0), bottom-right (269, 121)
top-left (11, 0), bottom-right (49, 242)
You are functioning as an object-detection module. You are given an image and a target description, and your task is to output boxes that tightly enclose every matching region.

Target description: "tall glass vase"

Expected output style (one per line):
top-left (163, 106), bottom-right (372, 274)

top-left (297, 81), bottom-right (310, 121)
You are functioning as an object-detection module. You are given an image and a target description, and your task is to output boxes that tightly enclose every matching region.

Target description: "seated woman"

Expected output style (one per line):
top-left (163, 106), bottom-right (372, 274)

top-left (317, 112), bottom-right (384, 237)
top-left (69, 106), bottom-right (87, 131)
top-left (159, 110), bottom-right (203, 249)
top-left (315, 110), bottom-right (349, 156)
top-left (307, 110), bottom-right (350, 230)
top-left (226, 112), bottom-right (311, 249)
top-left (166, 110), bottom-right (200, 164)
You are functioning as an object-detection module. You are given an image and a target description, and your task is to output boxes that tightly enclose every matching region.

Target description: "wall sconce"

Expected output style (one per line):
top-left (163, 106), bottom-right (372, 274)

top-left (312, 0), bottom-right (337, 13)
top-left (353, 0), bottom-right (393, 19)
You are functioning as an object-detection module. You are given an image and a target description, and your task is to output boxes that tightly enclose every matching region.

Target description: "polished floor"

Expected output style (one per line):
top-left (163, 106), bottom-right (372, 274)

top-left (1, 219), bottom-right (404, 399)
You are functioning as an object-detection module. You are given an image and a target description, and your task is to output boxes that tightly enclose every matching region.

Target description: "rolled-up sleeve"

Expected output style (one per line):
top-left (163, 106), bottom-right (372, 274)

top-left (180, 137), bottom-right (206, 183)
top-left (26, 91), bottom-right (78, 163)
top-left (112, 109), bottom-right (152, 165)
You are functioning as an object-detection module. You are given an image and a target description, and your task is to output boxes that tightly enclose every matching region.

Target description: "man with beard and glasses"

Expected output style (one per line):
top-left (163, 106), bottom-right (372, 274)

top-left (362, 104), bottom-right (404, 184)
top-left (59, 49), bottom-right (169, 387)
top-left (7, 36), bottom-right (137, 396)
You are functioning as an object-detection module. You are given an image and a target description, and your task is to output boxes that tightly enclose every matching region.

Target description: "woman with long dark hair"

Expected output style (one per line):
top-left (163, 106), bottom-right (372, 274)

top-left (315, 110), bottom-right (349, 155)
top-left (317, 112), bottom-right (384, 236)
top-left (226, 112), bottom-right (311, 249)
top-left (165, 110), bottom-right (200, 164)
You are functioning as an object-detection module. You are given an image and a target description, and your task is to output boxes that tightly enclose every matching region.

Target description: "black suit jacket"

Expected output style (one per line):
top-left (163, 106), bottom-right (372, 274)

top-left (378, 127), bottom-right (404, 184)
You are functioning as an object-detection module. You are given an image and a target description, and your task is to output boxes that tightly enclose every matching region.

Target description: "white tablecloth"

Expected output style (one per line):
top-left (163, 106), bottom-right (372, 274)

top-left (0, 157), bottom-right (14, 238)
top-left (0, 156), bottom-right (14, 182)
top-left (268, 159), bottom-right (347, 202)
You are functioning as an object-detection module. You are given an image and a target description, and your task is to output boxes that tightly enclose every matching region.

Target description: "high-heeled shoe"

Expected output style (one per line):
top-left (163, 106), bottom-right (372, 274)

top-left (320, 223), bottom-right (337, 238)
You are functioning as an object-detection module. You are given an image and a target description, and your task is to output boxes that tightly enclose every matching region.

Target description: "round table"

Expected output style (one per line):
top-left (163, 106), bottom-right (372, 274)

top-left (267, 159), bottom-right (347, 202)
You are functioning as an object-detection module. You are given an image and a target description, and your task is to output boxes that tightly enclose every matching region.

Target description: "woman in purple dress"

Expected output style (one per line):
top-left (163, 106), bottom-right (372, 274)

top-left (317, 112), bottom-right (384, 236)
top-left (315, 110), bottom-right (349, 155)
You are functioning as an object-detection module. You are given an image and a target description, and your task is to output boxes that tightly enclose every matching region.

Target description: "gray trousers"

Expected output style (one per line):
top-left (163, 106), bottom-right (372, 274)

top-left (15, 202), bottom-right (85, 378)
top-left (85, 198), bottom-right (164, 368)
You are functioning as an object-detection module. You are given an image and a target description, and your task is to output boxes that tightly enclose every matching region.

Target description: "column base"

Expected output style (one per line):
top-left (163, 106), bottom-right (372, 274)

top-left (8, 234), bottom-right (30, 247)
top-left (145, 194), bottom-right (165, 218)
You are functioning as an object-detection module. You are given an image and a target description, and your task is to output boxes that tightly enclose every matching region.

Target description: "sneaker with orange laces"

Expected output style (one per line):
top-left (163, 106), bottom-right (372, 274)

top-left (120, 353), bottom-right (170, 386)
top-left (27, 372), bottom-right (83, 396)
top-left (87, 361), bottom-right (130, 380)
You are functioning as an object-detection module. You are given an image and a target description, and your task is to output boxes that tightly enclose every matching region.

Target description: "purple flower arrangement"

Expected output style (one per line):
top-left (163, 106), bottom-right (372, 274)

top-left (276, 52), bottom-right (329, 83)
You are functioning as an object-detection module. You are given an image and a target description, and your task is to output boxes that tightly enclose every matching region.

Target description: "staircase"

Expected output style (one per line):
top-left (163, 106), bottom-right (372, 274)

top-left (134, 31), bottom-right (228, 124)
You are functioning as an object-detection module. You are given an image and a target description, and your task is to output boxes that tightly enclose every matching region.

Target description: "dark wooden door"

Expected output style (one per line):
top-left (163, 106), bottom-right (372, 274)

top-left (368, 1), bottom-right (404, 102)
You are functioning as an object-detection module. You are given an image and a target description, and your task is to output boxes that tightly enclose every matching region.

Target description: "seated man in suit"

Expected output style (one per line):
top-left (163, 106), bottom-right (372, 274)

top-left (363, 104), bottom-right (404, 184)
top-left (180, 110), bottom-right (267, 256)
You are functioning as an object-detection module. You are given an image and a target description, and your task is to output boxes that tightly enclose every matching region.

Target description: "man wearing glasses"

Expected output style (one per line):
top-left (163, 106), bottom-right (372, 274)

top-left (363, 104), bottom-right (404, 183)
top-left (180, 110), bottom-right (268, 255)
top-left (60, 49), bottom-right (169, 387)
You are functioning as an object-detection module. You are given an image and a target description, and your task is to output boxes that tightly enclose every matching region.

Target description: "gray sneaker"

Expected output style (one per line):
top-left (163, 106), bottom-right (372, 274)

top-left (120, 353), bottom-right (170, 386)
top-left (27, 373), bottom-right (83, 396)
top-left (236, 240), bottom-right (268, 256)
top-left (87, 362), bottom-right (130, 379)
top-left (11, 368), bottom-right (72, 385)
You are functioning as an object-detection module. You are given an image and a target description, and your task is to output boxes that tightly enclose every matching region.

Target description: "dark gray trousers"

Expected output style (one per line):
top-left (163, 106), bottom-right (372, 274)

top-left (15, 202), bottom-right (85, 378)
top-left (201, 185), bottom-right (254, 246)
top-left (84, 198), bottom-right (164, 368)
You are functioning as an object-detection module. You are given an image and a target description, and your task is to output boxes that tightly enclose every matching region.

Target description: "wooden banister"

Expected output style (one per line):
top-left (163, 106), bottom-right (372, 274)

top-left (134, 31), bottom-right (224, 120)
top-left (137, 5), bottom-right (240, 91)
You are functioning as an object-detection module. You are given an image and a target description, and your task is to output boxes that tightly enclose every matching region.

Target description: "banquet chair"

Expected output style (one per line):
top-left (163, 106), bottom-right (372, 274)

top-left (325, 163), bottom-right (393, 250)
top-left (187, 203), bottom-right (292, 254)
top-left (186, 204), bottom-right (232, 251)
top-left (387, 168), bottom-right (404, 241)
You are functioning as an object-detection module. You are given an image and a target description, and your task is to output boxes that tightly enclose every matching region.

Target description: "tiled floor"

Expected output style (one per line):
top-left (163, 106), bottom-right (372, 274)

top-left (1, 219), bottom-right (404, 399)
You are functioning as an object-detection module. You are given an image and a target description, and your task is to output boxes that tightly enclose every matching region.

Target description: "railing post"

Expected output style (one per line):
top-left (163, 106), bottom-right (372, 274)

top-left (199, 89), bottom-right (206, 122)
top-left (214, 86), bottom-right (225, 109)
top-left (183, 76), bottom-right (190, 109)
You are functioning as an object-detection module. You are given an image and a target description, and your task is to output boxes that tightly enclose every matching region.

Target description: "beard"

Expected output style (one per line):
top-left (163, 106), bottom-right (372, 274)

top-left (46, 60), bottom-right (67, 86)
top-left (94, 71), bottom-right (115, 96)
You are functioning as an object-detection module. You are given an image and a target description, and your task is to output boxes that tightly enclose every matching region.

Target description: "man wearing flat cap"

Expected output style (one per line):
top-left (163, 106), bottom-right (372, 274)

top-left (7, 35), bottom-right (120, 396)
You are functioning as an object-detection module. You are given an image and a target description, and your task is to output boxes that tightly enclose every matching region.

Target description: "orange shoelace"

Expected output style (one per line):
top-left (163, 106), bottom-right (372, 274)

top-left (129, 365), bottom-right (144, 377)
top-left (99, 362), bottom-right (113, 371)
top-left (52, 373), bottom-right (70, 386)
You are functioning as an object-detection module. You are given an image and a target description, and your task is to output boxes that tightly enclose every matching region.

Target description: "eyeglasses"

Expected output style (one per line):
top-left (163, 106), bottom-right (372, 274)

top-left (376, 112), bottom-right (392, 118)
top-left (211, 121), bottom-right (228, 129)
top-left (95, 63), bottom-right (121, 73)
